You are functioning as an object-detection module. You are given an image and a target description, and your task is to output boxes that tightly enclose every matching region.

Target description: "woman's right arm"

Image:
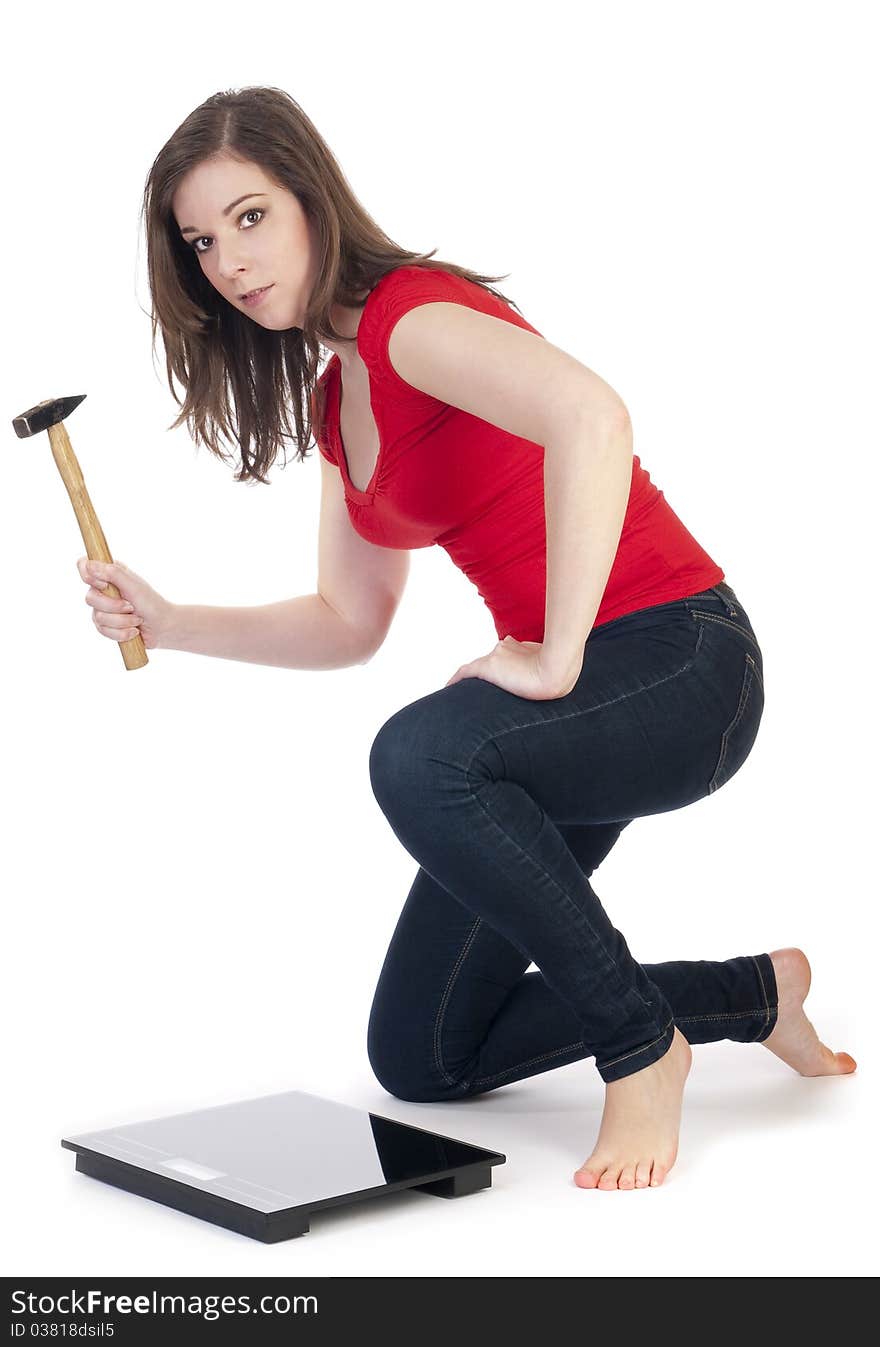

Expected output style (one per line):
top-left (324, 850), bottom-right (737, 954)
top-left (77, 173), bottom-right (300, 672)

top-left (76, 453), bottom-right (409, 670)
top-left (164, 592), bottom-right (379, 669)
top-left (77, 557), bottom-right (378, 670)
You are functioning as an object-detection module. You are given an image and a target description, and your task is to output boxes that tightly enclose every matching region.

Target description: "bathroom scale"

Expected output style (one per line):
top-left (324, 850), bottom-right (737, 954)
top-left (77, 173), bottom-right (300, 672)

top-left (61, 1089), bottom-right (506, 1242)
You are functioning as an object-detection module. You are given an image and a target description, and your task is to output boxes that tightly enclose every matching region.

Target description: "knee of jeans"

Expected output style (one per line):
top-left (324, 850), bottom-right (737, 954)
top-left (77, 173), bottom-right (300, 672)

top-left (369, 702), bottom-right (505, 816)
top-left (367, 1009), bottom-right (467, 1104)
top-left (368, 706), bottom-right (448, 814)
top-left (368, 714), bottom-right (408, 810)
top-left (367, 1041), bottom-right (457, 1104)
top-left (369, 1065), bottom-right (460, 1105)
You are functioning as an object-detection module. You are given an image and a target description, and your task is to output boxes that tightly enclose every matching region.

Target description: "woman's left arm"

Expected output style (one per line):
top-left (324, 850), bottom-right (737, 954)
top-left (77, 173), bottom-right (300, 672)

top-left (539, 409), bottom-right (633, 694)
top-left (387, 301), bottom-right (634, 699)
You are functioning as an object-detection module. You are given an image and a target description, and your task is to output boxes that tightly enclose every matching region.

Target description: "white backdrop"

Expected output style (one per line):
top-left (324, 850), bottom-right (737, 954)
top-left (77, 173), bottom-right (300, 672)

top-left (1, 0), bottom-right (875, 1278)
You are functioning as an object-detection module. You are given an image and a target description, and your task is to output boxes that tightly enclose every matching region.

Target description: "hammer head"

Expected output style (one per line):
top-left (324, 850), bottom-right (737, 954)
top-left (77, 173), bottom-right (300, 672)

top-left (12, 394), bottom-right (87, 439)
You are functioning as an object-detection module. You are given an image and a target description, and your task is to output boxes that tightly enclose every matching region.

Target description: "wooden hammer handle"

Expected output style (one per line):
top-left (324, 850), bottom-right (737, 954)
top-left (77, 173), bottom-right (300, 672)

top-left (46, 421), bottom-right (148, 671)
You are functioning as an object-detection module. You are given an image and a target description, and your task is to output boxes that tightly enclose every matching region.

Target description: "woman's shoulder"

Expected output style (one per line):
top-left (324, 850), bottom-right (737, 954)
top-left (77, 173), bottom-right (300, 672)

top-left (367, 263), bottom-right (468, 307)
top-left (359, 264), bottom-right (511, 377)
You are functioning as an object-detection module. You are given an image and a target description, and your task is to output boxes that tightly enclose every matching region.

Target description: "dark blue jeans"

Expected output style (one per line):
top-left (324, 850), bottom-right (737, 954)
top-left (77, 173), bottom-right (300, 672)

top-left (366, 580), bottom-right (777, 1096)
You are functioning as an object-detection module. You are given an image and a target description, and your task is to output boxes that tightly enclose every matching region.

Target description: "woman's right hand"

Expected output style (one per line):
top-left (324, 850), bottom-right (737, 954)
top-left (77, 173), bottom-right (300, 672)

top-left (76, 557), bottom-right (176, 651)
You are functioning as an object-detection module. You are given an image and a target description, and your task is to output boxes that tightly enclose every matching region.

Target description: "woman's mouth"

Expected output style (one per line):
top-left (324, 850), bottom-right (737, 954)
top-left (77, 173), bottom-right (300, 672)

top-left (240, 284), bottom-right (274, 307)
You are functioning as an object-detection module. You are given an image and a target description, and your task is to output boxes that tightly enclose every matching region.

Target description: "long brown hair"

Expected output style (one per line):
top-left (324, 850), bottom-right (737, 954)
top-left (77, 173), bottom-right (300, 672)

top-left (141, 85), bottom-right (520, 485)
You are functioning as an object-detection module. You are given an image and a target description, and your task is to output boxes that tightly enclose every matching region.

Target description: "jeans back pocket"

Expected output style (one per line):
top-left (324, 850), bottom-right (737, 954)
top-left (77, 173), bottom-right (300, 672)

top-left (708, 651), bottom-right (765, 794)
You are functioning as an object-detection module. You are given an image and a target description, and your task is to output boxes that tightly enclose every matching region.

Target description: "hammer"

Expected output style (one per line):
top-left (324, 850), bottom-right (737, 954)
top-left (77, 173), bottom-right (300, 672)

top-left (12, 394), bottom-right (148, 671)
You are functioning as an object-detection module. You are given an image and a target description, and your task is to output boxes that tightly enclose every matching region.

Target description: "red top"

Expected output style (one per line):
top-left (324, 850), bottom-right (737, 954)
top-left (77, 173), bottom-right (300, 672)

top-left (313, 264), bottom-right (724, 641)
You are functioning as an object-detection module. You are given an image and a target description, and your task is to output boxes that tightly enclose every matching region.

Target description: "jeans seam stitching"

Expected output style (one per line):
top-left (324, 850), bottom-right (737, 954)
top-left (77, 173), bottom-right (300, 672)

top-left (599, 1016), bottom-right (675, 1070)
top-left (709, 656), bottom-right (756, 792)
top-left (467, 1007), bottom-right (769, 1089)
top-left (688, 609), bottom-right (761, 652)
top-left (432, 916), bottom-right (483, 1086)
top-left (750, 954), bottom-right (771, 1041)
top-left (463, 627), bottom-right (705, 773)
top-left (465, 782), bottom-right (656, 1017)
top-left (471, 1040), bottom-right (587, 1089)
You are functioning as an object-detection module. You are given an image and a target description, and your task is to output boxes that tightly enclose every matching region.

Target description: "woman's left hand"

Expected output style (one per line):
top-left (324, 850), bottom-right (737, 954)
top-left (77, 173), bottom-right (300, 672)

top-left (444, 636), bottom-right (580, 701)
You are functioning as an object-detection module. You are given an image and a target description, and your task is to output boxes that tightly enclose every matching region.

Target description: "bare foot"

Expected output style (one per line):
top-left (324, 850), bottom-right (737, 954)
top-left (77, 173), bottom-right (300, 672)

top-left (574, 1026), bottom-right (692, 1191)
top-left (762, 947), bottom-right (857, 1076)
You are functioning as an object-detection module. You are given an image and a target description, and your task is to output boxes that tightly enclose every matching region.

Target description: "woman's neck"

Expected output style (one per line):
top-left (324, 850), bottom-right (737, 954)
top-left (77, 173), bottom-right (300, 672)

top-left (322, 297), bottom-right (369, 368)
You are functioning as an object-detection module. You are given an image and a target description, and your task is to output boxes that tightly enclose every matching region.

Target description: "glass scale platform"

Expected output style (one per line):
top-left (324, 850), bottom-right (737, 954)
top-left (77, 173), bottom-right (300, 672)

top-left (61, 1089), bottom-right (506, 1242)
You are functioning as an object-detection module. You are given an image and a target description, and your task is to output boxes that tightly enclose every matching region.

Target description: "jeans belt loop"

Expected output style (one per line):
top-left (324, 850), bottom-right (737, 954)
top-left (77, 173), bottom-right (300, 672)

top-left (712, 582), bottom-right (739, 618)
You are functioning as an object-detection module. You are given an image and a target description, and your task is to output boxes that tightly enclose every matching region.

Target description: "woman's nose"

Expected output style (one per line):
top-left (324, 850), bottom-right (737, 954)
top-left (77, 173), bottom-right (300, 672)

top-left (217, 247), bottom-right (252, 281)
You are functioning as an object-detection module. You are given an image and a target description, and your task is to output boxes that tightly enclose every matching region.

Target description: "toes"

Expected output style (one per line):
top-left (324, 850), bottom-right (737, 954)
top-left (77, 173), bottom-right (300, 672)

top-left (577, 1158), bottom-right (668, 1190)
top-left (618, 1165), bottom-right (637, 1190)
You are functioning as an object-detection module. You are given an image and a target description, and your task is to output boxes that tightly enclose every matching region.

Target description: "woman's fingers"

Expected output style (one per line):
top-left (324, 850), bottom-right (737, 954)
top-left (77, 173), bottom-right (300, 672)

top-left (78, 556), bottom-right (141, 640)
top-left (85, 586), bottom-right (134, 615)
top-left (92, 607), bottom-right (143, 640)
top-left (76, 555), bottom-right (172, 650)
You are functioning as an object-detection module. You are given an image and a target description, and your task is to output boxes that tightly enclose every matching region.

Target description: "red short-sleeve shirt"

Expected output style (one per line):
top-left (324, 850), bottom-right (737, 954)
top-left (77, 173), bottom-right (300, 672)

top-left (313, 264), bottom-right (723, 640)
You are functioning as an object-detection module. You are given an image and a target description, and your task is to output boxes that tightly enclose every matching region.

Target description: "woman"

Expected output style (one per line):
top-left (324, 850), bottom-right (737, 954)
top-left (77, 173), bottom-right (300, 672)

top-left (78, 85), bottom-right (855, 1192)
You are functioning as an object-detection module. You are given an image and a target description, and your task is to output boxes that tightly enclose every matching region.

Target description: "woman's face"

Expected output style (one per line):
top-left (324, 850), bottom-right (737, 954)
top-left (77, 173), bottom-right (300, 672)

top-left (172, 155), bottom-right (319, 330)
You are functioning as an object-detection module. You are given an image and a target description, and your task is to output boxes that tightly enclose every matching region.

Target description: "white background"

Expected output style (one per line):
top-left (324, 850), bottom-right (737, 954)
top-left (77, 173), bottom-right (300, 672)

top-left (1, 0), bottom-right (876, 1279)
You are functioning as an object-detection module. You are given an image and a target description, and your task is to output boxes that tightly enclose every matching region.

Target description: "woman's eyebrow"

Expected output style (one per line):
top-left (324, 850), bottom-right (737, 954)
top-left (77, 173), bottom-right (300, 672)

top-left (180, 193), bottom-right (269, 237)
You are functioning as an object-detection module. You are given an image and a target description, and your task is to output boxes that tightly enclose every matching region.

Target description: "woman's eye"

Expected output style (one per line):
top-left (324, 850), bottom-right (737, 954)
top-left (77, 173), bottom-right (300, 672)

top-left (191, 208), bottom-right (264, 255)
